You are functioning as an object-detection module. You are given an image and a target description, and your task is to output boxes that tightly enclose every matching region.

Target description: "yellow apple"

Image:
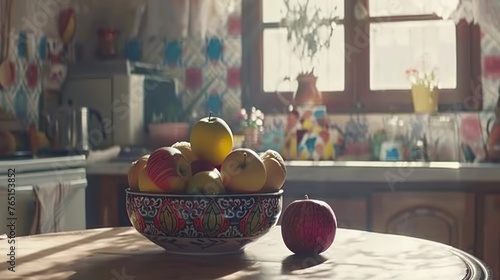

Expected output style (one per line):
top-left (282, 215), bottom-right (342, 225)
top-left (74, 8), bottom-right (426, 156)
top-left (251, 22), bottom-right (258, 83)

top-left (190, 114), bottom-right (233, 166)
top-left (128, 155), bottom-right (150, 191)
top-left (138, 166), bottom-right (163, 193)
top-left (172, 141), bottom-right (197, 163)
top-left (221, 148), bottom-right (266, 193)
top-left (187, 170), bottom-right (225, 195)
top-left (261, 150), bottom-right (287, 192)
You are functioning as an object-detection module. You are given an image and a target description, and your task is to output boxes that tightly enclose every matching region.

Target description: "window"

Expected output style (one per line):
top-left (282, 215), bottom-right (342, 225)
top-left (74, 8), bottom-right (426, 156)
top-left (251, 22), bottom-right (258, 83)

top-left (241, 0), bottom-right (482, 113)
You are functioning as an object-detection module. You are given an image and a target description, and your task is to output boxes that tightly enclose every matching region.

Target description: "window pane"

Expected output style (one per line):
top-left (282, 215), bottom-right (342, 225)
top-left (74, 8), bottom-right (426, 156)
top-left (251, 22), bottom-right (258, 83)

top-left (263, 26), bottom-right (345, 93)
top-left (263, 0), bottom-right (344, 23)
top-left (370, 0), bottom-right (442, 17)
top-left (370, 20), bottom-right (457, 90)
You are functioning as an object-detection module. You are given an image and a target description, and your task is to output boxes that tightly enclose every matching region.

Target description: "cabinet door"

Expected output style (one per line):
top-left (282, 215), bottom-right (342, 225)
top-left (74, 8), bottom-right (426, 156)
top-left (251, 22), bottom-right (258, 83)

top-left (279, 196), bottom-right (368, 230)
top-left (325, 198), bottom-right (368, 230)
top-left (482, 195), bottom-right (500, 280)
top-left (371, 192), bottom-right (475, 253)
top-left (97, 175), bottom-right (129, 227)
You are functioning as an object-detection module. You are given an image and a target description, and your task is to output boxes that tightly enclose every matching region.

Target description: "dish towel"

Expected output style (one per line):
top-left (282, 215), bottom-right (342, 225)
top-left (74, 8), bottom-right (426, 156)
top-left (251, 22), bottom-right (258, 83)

top-left (30, 182), bottom-right (71, 235)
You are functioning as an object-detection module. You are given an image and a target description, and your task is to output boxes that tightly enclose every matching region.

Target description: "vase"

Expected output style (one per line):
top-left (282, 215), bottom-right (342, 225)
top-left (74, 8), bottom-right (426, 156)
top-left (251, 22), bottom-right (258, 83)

top-left (244, 127), bottom-right (264, 151)
top-left (411, 85), bottom-right (439, 114)
top-left (293, 75), bottom-right (323, 106)
top-left (148, 122), bottom-right (190, 149)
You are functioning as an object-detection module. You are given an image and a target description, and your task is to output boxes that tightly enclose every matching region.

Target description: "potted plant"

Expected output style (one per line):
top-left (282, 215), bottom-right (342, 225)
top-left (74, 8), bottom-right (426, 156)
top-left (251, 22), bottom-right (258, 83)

top-left (280, 0), bottom-right (339, 106)
top-left (149, 77), bottom-right (216, 148)
top-left (405, 67), bottom-right (439, 114)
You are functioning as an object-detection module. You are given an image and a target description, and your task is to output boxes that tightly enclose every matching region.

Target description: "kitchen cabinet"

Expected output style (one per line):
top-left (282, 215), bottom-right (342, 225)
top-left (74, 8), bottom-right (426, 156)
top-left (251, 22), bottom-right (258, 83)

top-left (96, 175), bottom-right (130, 228)
top-left (279, 195), bottom-right (368, 230)
top-left (371, 192), bottom-right (476, 253)
top-left (325, 198), bottom-right (368, 230)
top-left (481, 194), bottom-right (500, 280)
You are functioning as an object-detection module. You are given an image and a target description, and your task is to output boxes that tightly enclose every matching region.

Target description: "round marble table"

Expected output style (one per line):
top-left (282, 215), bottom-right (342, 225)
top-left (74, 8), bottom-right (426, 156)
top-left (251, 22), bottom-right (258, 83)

top-left (0, 227), bottom-right (492, 280)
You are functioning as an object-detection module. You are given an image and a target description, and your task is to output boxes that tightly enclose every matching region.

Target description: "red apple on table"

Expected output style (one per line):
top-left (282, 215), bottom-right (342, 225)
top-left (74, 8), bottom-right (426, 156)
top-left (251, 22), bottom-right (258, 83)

top-left (281, 195), bottom-right (337, 256)
top-left (191, 159), bottom-right (218, 175)
top-left (146, 147), bottom-right (192, 193)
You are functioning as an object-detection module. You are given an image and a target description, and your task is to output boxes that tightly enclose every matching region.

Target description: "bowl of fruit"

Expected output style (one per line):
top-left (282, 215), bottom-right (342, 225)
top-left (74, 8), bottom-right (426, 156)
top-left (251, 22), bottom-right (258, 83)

top-left (126, 114), bottom-right (287, 255)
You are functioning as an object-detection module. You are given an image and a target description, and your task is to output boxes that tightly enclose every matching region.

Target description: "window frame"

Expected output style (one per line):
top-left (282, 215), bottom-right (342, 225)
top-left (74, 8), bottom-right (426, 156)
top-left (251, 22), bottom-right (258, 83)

top-left (241, 0), bottom-right (482, 114)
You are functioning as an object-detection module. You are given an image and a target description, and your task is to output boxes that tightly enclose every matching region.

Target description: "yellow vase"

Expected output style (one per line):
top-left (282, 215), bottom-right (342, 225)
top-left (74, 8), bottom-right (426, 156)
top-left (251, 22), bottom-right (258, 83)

top-left (411, 85), bottom-right (439, 114)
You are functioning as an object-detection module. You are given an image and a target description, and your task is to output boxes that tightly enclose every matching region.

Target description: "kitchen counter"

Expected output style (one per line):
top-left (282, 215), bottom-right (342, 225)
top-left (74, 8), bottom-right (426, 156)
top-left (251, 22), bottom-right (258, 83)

top-left (86, 160), bottom-right (500, 183)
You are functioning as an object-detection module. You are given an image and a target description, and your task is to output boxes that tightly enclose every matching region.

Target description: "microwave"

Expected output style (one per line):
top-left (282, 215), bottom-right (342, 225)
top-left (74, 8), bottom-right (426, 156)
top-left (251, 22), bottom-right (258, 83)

top-left (61, 60), bottom-right (177, 149)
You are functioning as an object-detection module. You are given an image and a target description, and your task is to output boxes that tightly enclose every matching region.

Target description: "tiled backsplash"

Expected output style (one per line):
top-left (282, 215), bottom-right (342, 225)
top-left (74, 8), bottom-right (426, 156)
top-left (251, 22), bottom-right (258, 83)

top-left (0, 31), bottom-right (68, 128)
top-left (132, 11), bottom-right (243, 123)
top-left (3, 1), bottom-right (500, 162)
top-left (261, 112), bottom-right (493, 162)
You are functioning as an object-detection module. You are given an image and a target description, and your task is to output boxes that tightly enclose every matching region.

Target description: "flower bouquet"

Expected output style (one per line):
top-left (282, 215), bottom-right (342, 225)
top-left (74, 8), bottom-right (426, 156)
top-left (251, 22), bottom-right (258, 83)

top-left (405, 67), bottom-right (439, 114)
top-left (236, 107), bottom-right (265, 150)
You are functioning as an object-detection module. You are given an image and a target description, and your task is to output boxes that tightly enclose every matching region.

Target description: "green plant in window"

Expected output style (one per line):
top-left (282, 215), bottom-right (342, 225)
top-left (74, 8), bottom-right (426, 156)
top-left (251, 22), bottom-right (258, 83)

top-left (281, 0), bottom-right (339, 76)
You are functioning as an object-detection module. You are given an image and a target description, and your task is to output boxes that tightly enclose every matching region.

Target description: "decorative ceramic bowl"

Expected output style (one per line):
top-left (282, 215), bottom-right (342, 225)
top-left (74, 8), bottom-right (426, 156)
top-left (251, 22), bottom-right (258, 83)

top-left (125, 189), bottom-right (283, 255)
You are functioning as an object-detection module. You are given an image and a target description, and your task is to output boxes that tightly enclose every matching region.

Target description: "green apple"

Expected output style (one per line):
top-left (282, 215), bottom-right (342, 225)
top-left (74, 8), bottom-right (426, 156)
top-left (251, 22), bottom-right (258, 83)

top-left (187, 170), bottom-right (225, 195)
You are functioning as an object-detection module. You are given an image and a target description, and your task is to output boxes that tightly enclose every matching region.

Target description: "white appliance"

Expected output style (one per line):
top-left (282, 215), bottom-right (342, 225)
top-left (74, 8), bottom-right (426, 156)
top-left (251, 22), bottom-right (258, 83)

top-left (0, 155), bottom-right (87, 236)
top-left (61, 60), bottom-right (177, 149)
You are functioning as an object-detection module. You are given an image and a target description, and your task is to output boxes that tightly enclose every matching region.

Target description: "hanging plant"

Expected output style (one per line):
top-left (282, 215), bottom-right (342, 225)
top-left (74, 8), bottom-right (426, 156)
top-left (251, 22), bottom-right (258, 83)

top-left (280, 0), bottom-right (339, 76)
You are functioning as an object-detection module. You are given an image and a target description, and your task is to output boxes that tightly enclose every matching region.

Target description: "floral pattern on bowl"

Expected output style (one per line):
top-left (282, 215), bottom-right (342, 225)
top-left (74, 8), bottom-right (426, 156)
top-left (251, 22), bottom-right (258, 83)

top-left (126, 189), bottom-right (283, 255)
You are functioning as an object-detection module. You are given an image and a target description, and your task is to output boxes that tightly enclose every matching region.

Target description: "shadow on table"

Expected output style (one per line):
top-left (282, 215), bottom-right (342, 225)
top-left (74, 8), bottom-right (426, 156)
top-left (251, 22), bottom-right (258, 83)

top-left (66, 250), bottom-right (258, 279)
top-left (281, 254), bottom-right (328, 274)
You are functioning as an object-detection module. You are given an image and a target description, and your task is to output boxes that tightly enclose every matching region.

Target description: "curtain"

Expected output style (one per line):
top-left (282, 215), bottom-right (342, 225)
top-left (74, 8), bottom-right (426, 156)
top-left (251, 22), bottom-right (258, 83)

top-left (143, 0), bottom-right (232, 40)
top-left (437, 0), bottom-right (500, 46)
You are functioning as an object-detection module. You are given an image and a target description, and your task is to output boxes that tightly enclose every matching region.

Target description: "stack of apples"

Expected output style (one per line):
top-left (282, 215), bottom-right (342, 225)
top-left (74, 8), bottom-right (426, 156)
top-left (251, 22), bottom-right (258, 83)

top-left (128, 115), bottom-right (287, 194)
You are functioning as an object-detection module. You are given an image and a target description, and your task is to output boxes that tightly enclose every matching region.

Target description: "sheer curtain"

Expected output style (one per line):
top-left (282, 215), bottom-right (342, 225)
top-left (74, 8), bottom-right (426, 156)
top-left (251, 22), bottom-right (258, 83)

top-left (435, 0), bottom-right (500, 45)
top-left (143, 0), bottom-right (235, 40)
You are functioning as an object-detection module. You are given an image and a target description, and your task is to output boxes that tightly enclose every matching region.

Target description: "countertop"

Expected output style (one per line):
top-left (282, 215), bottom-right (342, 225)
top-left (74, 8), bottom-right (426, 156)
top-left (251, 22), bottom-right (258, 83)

top-left (0, 227), bottom-right (491, 280)
top-left (85, 160), bottom-right (500, 183)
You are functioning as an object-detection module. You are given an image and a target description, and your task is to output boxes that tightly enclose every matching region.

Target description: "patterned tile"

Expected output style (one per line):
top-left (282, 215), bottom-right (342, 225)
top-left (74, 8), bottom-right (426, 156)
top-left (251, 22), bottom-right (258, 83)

top-left (142, 38), bottom-right (164, 65)
top-left (203, 63), bottom-right (227, 87)
top-left (481, 79), bottom-right (499, 111)
top-left (205, 37), bottom-right (225, 64)
top-left (227, 15), bottom-right (242, 36)
top-left (222, 37), bottom-right (241, 67)
top-left (0, 31), bottom-right (50, 127)
top-left (221, 88), bottom-right (241, 120)
top-left (185, 67), bottom-right (203, 90)
top-left (182, 38), bottom-right (206, 67)
top-left (483, 55), bottom-right (500, 79)
top-left (14, 86), bottom-right (28, 122)
top-left (226, 67), bottom-right (241, 89)
top-left (1, 89), bottom-right (15, 114)
top-left (205, 91), bottom-right (224, 117)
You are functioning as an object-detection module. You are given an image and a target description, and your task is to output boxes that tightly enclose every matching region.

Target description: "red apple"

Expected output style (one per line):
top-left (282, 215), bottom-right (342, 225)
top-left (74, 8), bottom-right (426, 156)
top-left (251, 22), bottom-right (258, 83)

top-left (191, 159), bottom-right (218, 175)
top-left (146, 147), bottom-right (192, 193)
top-left (281, 195), bottom-right (337, 255)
